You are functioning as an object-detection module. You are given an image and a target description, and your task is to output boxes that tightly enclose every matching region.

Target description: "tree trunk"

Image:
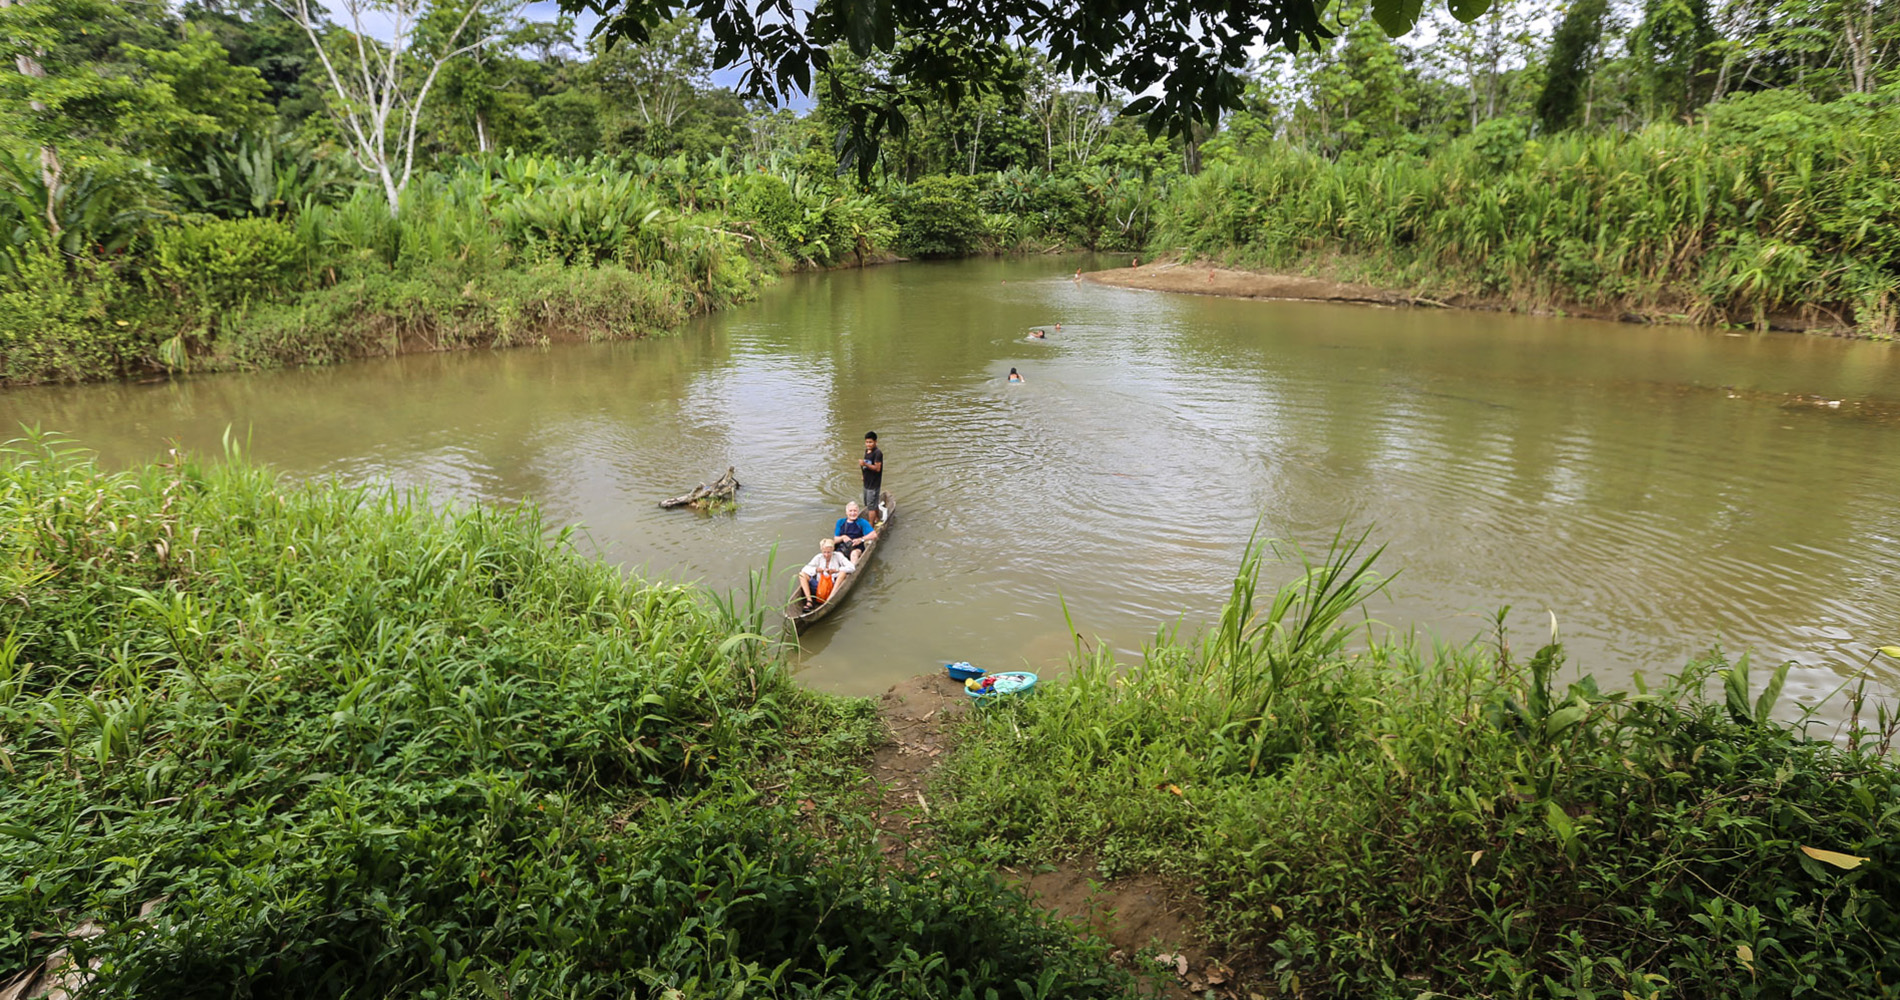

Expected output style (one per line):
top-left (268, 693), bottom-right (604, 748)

top-left (1843, 0), bottom-right (1874, 93)
top-left (660, 468), bottom-right (741, 508)
top-left (1, 0), bottom-right (62, 235)
top-left (967, 111), bottom-right (983, 174)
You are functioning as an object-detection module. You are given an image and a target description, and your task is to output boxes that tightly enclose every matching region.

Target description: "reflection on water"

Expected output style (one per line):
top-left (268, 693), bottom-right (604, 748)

top-left (3, 256), bottom-right (1898, 716)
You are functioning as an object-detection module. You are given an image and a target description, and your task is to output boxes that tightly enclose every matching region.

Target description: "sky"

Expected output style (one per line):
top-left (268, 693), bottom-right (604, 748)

top-left (517, 0), bottom-right (778, 98)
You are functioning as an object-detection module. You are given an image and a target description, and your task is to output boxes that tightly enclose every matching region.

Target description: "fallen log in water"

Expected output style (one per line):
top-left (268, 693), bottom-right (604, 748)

top-left (659, 467), bottom-right (740, 509)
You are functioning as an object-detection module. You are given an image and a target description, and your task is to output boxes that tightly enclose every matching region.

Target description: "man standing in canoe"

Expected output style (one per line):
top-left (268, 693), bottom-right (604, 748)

top-left (859, 431), bottom-right (883, 524)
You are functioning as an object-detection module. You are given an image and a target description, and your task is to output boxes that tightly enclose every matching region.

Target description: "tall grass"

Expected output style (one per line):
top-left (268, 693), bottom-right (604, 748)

top-left (1, 153), bottom-right (784, 385)
top-left (1, 140), bottom-right (1175, 384)
top-left (0, 436), bottom-right (1133, 998)
top-left (940, 534), bottom-right (1900, 998)
top-left (1164, 90), bottom-right (1900, 336)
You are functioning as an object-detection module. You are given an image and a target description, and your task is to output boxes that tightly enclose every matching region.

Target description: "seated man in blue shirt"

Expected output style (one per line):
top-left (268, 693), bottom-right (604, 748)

top-left (832, 501), bottom-right (878, 563)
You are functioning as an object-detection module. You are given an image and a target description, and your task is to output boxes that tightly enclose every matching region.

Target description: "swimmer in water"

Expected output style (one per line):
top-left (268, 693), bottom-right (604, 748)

top-left (1029, 329), bottom-right (1045, 339)
top-left (1008, 368), bottom-right (1023, 383)
top-left (1054, 323), bottom-right (1061, 331)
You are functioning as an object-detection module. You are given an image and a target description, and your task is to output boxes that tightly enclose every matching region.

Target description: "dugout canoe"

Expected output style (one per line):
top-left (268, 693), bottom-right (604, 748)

top-left (784, 491), bottom-right (894, 632)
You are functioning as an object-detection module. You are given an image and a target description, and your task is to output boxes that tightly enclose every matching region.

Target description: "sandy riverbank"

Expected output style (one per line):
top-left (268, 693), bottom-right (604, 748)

top-left (1082, 257), bottom-right (1847, 333)
top-left (1083, 259), bottom-right (1416, 307)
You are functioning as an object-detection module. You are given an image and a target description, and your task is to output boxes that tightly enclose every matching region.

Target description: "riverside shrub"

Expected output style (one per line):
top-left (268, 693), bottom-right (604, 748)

top-left (0, 148), bottom-right (1152, 384)
top-left (145, 215), bottom-right (302, 314)
top-left (939, 537), bottom-right (1900, 998)
top-left (214, 263), bottom-right (701, 369)
top-left (0, 440), bottom-right (1133, 999)
top-left (892, 174), bottom-right (985, 257)
top-left (0, 247), bottom-right (149, 383)
top-left (1170, 90), bottom-right (1900, 335)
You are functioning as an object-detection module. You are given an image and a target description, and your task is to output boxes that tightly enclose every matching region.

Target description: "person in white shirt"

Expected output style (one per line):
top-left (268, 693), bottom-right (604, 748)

top-left (797, 537), bottom-right (854, 609)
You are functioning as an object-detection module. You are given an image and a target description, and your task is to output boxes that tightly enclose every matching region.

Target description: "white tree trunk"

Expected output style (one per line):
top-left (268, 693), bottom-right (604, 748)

top-left (265, 0), bottom-right (514, 217)
top-left (967, 110), bottom-right (984, 174)
top-left (1842, 0), bottom-right (1875, 93)
top-left (1, 0), bottom-right (62, 234)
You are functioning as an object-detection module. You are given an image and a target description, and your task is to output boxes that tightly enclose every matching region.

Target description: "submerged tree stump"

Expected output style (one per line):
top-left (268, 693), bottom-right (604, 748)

top-left (659, 467), bottom-right (740, 509)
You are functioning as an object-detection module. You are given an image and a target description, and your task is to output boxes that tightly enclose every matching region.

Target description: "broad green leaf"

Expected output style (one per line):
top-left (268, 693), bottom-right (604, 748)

top-left (1372, 0), bottom-right (1426, 35)
top-left (1799, 845), bottom-right (1868, 870)
top-left (1545, 704), bottom-right (1588, 738)
top-left (467, 970), bottom-right (505, 1000)
top-left (1754, 661), bottom-right (1790, 725)
top-left (1447, 0), bottom-right (1492, 19)
top-left (1545, 801), bottom-right (1575, 840)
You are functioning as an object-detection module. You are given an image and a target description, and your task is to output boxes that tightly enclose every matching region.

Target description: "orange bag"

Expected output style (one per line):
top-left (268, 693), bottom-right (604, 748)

top-left (815, 572), bottom-right (836, 602)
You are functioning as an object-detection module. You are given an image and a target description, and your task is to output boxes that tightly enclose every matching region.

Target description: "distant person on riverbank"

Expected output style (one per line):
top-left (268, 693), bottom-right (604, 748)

top-left (797, 538), bottom-right (853, 609)
top-left (833, 501), bottom-right (877, 562)
top-left (859, 432), bottom-right (883, 523)
top-left (1008, 368), bottom-right (1023, 383)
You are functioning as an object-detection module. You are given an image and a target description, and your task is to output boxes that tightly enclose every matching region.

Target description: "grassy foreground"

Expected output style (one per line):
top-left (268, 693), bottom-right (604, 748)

top-left (0, 438), bottom-right (1130, 998)
top-left (940, 536), bottom-right (1900, 999)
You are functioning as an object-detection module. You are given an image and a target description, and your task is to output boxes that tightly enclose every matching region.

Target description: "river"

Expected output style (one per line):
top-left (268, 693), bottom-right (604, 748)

top-left (5, 256), bottom-right (1897, 715)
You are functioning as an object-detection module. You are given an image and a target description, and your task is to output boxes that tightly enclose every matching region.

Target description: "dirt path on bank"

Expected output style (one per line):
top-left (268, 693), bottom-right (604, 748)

top-left (868, 675), bottom-right (1254, 999)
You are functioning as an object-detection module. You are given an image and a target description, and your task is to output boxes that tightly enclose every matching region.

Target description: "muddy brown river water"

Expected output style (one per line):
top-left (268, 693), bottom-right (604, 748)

top-left (5, 256), bottom-right (1898, 716)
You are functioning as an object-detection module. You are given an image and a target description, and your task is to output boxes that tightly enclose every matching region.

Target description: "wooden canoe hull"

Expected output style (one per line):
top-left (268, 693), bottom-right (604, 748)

top-left (785, 492), bottom-right (893, 632)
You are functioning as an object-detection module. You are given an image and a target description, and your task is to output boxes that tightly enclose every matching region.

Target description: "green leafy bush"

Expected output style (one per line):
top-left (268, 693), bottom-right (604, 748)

top-left (940, 536), bottom-right (1900, 999)
top-left (1159, 92), bottom-right (1900, 334)
top-left (145, 215), bottom-right (302, 312)
top-left (493, 174), bottom-right (667, 266)
top-left (215, 263), bottom-right (699, 368)
top-left (0, 247), bottom-right (148, 383)
top-left (0, 441), bottom-right (1132, 999)
top-left (892, 174), bottom-right (985, 257)
top-left (159, 132), bottom-right (346, 220)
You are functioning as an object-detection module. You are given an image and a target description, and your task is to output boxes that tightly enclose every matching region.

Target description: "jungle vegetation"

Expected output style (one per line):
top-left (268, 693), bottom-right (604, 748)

top-left (1170, 0), bottom-right (1900, 334)
top-left (4, 2), bottom-right (1899, 996)
top-left (0, 435), bottom-right (1136, 998)
top-left (942, 535), bottom-right (1900, 998)
top-left (3, 0), bottom-right (1897, 386)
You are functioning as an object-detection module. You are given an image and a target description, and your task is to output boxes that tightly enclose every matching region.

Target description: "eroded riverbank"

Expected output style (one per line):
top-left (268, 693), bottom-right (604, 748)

top-left (1085, 256), bottom-right (1856, 334)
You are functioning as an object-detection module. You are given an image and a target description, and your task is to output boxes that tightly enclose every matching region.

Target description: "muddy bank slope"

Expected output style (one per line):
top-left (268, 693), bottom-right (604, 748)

top-left (867, 673), bottom-right (1249, 1000)
top-left (1084, 259), bottom-right (1413, 307)
top-left (1083, 257), bottom-right (1844, 333)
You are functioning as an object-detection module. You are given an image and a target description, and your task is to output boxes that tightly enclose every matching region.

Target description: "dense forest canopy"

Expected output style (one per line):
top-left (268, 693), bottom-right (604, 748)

top-left (1, 0), bottom-right (1892, 188)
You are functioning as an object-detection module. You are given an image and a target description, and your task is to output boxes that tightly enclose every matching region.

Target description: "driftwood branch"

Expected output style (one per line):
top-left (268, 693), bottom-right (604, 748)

top-left (660, 467), bottom-right (740, 509)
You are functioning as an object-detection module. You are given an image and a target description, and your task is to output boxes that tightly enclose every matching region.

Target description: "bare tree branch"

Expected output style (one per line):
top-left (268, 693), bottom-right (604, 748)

top-left (262, 0), bottom-right (521, 216)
